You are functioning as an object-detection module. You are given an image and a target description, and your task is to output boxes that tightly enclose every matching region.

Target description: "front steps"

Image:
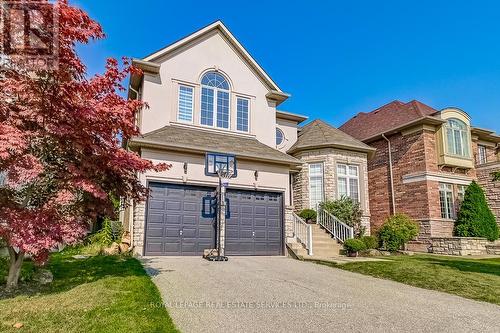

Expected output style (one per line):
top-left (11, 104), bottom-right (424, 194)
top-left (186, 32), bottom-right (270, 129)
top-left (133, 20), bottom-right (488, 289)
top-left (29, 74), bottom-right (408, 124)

top-left (287, 224), bottom-right (342, 259)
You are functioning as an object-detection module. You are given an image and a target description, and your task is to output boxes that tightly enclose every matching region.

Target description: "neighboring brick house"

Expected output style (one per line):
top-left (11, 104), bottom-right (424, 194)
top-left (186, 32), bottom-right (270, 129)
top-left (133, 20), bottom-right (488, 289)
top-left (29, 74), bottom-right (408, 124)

top-left (340, 100), bottom-right (500, 251)
top-left (288, 120), bottom-right (375, 235)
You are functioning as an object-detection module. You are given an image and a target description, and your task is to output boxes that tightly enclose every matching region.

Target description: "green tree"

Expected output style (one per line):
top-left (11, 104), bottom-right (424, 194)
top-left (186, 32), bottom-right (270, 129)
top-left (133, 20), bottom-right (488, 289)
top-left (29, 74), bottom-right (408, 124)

top-left (378, 214), bottom-right (419, 251)
top-left (454, 181), bottom-right (499, 241)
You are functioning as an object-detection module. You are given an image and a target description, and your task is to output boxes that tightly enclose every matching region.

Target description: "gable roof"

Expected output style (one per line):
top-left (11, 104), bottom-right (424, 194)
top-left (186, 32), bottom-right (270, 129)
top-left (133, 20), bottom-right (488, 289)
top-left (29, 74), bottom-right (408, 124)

top-left (287, 119), bottom-right (375, 156)
top-left (339, 100), bottom-right (441, 141)
top-left (129, 124), bottom-right (301, 166)
top-left (140, 20), bottom-right (288, 100)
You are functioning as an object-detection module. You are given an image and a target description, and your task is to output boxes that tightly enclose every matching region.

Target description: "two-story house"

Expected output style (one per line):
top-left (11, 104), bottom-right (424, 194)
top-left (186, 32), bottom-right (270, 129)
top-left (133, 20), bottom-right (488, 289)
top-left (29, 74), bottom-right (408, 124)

top-left (122, 21), bottom-right (373, 257)
top-left (341, 100), bottom-right (500, 251)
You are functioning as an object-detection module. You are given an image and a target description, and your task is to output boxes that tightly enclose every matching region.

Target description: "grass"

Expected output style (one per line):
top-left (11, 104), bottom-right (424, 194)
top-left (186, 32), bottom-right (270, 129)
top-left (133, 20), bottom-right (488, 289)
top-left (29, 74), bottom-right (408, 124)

top-left (0, 247), bottom-right (178, 332)
top-left (313, 254), bottom-right (500, 305)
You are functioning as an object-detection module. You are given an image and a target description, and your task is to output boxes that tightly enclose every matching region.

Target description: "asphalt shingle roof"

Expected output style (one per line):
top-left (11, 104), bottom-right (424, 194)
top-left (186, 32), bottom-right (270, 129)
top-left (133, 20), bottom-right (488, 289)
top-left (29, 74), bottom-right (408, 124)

top-left (339, 100), bottom-right (438, 141)
top-left (130, 125), bottom-right (301, 165)
top-left (288, 119), bottom-right (375, 155)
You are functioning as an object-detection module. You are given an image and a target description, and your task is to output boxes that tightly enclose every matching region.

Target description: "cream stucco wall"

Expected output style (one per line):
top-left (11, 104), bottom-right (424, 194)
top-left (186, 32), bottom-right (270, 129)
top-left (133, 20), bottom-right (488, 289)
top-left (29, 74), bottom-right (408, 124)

top-left (139, 148), bottom-right (291, 206)
top-left (139, 30), bottom-right (279, 148)
top-left (276, 118), bottom-right (299, 153)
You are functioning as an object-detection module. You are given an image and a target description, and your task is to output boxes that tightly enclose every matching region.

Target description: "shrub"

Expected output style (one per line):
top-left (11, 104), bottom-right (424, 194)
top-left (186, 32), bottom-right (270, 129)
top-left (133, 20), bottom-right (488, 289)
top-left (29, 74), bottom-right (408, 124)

top-left (378, 214), bottom-right (419, 252)
top-left (454, 181), bottom-right (499, 241)
top-left (360, 236), bottom-right (379, 249)
top-left (343, 238), bottom-right (366, 253)
top-left (320, 196), bottom-right (365, 237)
top-left (299, 209), bottom-right (317, 222)
top-left (87, 218), bottom-right (115, 246)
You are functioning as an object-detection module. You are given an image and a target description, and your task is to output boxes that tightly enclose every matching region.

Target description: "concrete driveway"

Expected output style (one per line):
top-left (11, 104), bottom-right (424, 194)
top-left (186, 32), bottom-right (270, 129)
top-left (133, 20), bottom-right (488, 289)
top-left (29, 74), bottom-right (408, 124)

top-left (142, 256), bottom-right (500, 333)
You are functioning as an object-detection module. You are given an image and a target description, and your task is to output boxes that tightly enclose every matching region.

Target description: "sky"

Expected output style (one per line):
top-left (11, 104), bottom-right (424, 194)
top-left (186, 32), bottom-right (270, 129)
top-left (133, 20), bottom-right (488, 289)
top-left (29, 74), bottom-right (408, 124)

top-left (74, 0), bottom-right (500, 133)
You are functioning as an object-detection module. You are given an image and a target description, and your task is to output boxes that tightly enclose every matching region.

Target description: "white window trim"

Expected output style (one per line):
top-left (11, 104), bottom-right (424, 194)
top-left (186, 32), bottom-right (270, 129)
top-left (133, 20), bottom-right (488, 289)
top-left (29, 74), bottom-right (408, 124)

top-left (235, 96), bottom-right (250, 133)
top-left (308, 163), bottom-right (324, 209)
top-left (177, 84), bottom-right (194, 124)
top-left (200, 84), bottom-right (231, 130)
top-left (336, 163), bottom-right (360, 202)
top-left (439, 183), bottom-right (454, 219)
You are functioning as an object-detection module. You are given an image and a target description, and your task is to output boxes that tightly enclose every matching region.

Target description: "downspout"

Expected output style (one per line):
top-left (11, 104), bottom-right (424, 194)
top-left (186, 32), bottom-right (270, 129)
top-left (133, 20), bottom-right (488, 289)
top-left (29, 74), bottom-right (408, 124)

top-left (382, 134), bottom-right (396, 214)
top-left (127, 85), bottom-right (140, 250)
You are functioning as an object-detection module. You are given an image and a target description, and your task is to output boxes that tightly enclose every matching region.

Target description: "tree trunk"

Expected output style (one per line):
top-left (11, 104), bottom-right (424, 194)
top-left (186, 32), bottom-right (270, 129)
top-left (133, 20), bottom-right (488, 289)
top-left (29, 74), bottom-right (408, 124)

top-left (6, 247), bottom-right (25, 291)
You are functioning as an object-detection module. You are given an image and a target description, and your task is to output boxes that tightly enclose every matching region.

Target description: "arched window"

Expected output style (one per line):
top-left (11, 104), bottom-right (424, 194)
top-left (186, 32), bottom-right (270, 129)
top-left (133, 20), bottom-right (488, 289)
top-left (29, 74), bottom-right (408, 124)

top-left (446, 118), bottom-right (470, 157)
top-left (200, 71), bottom-right (230, 129)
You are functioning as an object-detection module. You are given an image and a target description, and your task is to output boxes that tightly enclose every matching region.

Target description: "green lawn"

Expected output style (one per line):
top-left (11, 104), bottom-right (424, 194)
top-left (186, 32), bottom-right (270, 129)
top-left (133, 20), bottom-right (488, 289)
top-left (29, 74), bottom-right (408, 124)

top-left (0, 249), bottom-right (178, 333)
top-left (314, 254), bottom-right (500, 305)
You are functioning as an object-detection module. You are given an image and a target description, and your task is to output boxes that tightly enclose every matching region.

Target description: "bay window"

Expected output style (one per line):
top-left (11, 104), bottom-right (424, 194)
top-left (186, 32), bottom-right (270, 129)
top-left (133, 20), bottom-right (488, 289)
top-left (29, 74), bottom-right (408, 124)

top-left (446, 118), bottom-right (470, 157)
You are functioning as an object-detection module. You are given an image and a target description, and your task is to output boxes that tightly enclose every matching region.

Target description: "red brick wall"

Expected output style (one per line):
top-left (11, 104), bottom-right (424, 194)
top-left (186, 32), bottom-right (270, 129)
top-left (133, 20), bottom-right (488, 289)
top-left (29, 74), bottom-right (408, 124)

top-left (368, 131), bottom-right (436, 232)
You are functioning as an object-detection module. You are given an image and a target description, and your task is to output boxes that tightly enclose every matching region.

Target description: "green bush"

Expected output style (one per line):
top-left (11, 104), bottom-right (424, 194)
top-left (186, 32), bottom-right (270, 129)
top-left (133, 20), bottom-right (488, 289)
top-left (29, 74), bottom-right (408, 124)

top-left (343, 238), bottom-right (366, 253)
top-left (299, 209), bottom-right (317, 222)
top-left (378, 214), bottom-right (419, 252)
top-left (87, 218), bottom-right (116, 246)
top-left (454, 181), bottom-right (499, 241)
top-left (320, 196), bottom-right (365, 237)
top-left (360, 236), bottom-right (379, 249)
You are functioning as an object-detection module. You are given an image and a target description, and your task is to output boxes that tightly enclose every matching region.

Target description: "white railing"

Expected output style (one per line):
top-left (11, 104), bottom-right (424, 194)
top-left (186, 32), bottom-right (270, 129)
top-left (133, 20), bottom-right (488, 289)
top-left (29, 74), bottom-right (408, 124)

top-left (292, 213), bottom-right (313, 256)
top-left (317, 208), bottom-right (354, 243)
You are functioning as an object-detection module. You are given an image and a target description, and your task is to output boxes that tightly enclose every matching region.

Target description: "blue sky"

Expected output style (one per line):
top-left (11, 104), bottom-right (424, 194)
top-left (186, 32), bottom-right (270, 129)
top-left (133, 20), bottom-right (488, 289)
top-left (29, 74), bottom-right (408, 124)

top-left (74, 0), bottom-right (500, 132)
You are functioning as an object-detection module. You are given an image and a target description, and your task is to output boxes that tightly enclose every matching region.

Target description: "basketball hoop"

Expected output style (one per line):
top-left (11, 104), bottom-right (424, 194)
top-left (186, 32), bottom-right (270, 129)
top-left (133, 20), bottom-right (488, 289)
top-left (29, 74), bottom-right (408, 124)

top-left (216, 160), bottom-right (234, 188)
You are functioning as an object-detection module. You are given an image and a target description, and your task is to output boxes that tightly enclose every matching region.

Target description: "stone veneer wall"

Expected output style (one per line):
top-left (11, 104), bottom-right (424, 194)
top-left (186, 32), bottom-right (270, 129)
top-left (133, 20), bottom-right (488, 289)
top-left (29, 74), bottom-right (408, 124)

top-left (476, 162), bottom-right (500, 228)
top-left (284, 206), bottom-right (294, 242)
top-left (430, 237), bottom-right (500, 256)
top-left (132, 201), bottom-right (146, 255)
top-left (291, 148), bottom-right (371, 235)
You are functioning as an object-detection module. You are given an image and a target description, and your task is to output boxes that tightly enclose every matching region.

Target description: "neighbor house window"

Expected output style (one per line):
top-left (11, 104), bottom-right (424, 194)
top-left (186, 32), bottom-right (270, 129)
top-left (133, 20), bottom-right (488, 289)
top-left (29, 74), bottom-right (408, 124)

top-left (309, 163), bottom-right (324, 209)
top-left (205, 153), bottom-right (237, 176)
top-left (477, 145), bottom-right (487, 164)
top-left (337, 163), bottom-right (360, 203)
top-left (236, 97), bottom-right (249, 132)
top-left (178, 85), bottom-right (193, 122)
top-left (439, 183), bottom-right (454, 219)
top-left (276, 128), bottom-right (285, 146)
top-left (200, 72), bottom-right (230, 129)
top-left (446, 118), bottom-right (470, 157)
top-left (456, 184), bottom-right (467, 215)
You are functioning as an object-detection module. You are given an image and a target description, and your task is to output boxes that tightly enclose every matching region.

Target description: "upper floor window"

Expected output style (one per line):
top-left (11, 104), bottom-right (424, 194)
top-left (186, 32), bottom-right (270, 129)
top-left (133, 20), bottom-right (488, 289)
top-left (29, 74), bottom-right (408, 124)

top-left (276, 128), bottom-right (285, 146)
top-left (446, 118), bottom-right (470, 157)
top-left (201, 72), bottom-right (230, 129)
top-left (236, 97), bottom-right (249, 132)
top-left (337, 163), bottom-right (360, 203)
top-left (178, 85), bottom-right (193, 122)
top-left (477, 145), bottom-right (487, 164)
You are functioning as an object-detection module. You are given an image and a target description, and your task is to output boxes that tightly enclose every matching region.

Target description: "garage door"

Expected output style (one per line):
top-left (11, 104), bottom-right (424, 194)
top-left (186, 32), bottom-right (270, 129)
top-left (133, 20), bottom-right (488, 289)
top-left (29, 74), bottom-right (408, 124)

top-left (145, 183), bottom-right (216, 256)
top-left (225, 190), bottom-right (283, 256)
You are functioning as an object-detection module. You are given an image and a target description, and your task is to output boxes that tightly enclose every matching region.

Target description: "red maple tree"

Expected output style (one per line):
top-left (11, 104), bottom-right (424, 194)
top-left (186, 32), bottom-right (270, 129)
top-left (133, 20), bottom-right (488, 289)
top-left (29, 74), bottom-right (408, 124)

top-left (0, 0), bottom-right (168, 289)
